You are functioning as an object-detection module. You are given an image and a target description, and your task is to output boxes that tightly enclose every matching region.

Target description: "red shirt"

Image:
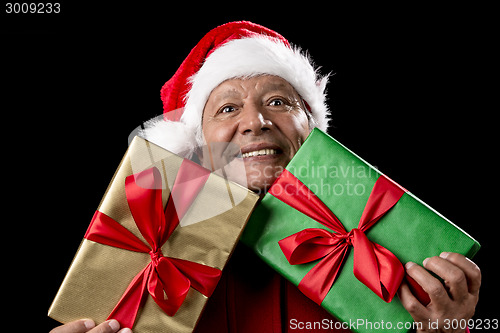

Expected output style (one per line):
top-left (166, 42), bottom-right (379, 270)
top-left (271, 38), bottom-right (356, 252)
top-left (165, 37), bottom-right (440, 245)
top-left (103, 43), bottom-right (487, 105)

top-left (194, 243), bottom-right (351, 333)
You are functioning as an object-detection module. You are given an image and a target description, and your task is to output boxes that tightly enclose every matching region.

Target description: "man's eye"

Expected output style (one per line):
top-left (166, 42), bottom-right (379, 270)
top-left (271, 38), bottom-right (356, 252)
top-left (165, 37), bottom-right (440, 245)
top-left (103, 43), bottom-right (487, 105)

top-left (269, 99), bottom-right (284, 106)
top-left (220, 105), bottom-right (236, 113)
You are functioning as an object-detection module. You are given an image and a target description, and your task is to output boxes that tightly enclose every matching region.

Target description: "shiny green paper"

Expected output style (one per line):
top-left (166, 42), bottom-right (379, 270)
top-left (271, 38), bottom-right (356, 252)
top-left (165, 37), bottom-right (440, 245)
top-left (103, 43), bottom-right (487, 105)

top-left (241, 128), bottom-right (480, 333)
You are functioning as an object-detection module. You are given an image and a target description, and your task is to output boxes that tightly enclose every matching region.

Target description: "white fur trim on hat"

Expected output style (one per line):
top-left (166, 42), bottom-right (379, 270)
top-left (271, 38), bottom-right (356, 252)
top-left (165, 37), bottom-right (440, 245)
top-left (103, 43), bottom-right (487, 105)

top-left (139, 113), bottom-right (198, 158)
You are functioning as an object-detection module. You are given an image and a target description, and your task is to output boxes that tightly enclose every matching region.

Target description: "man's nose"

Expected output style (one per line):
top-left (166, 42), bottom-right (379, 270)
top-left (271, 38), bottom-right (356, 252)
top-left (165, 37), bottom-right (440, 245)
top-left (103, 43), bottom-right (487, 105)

top-left (238, 103), bottom-right (273, 135)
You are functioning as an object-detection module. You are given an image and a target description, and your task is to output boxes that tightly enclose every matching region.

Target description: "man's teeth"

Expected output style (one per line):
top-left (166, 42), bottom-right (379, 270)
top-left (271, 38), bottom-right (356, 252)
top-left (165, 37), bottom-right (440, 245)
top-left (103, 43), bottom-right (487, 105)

top-left (241, 149), bottom-right (278, 158)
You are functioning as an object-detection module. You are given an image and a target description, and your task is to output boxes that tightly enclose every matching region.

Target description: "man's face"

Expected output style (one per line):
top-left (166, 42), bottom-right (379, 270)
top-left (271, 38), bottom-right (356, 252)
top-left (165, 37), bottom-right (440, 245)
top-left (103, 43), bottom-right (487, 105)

top-left (202, 75), bottom-right (311, 193)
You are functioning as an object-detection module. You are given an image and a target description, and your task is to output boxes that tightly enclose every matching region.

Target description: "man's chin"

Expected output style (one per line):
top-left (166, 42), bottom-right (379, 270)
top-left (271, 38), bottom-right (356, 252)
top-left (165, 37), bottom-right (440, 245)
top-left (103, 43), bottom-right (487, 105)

top-left (246, 176), bottom-right (278, 196)
top-left (243, 161), bottom-right (287, 195)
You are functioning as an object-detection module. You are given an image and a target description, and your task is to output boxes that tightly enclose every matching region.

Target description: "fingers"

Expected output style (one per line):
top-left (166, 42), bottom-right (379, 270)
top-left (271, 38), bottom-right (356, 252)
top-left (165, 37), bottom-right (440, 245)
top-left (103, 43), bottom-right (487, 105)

top-left (398, 279), bottom-right (428, 321)
top-left (423, 255), bottom-right (468, 301)
top-left (404, 261), bottom-right (450, 308)
top-left (50, 319), bottom-right (95, 333)
top-left (87, 320), bottom-right (132, 333)
top-left (440, 252), bottom-right (481, 296)
top-left (92, 320), bottom-right (120, 333)
top-left (116, 324), bottom-right (133, 333)
top-left (50, 319), bottom-right (133, 333)
top-left (401, 252), bottom-right (481, 332)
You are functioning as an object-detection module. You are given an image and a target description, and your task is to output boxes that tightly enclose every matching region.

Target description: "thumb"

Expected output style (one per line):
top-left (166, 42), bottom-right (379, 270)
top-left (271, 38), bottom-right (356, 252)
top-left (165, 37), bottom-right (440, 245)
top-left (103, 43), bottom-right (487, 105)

top-left (50, 319), bottom-right (95, 333)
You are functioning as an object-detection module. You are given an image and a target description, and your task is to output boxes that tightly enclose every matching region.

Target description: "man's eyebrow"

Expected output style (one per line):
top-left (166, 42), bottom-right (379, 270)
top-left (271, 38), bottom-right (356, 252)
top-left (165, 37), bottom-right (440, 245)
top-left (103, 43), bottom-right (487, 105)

top-left (212, 89), bottom-right (242, 103)
top-left (259, 82), bottom-right (295, 95)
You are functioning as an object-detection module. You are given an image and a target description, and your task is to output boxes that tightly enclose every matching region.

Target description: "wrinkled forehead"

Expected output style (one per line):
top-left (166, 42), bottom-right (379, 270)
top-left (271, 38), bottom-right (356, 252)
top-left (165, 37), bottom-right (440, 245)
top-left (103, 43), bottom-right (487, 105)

top-left (207, 75), bottom-right (300, 104)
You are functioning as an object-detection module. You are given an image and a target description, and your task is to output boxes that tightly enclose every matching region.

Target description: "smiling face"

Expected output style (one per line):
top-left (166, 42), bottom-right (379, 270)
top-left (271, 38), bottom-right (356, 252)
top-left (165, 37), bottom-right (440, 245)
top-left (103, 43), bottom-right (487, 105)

top-left (202, 75), bottom-right (311, 194)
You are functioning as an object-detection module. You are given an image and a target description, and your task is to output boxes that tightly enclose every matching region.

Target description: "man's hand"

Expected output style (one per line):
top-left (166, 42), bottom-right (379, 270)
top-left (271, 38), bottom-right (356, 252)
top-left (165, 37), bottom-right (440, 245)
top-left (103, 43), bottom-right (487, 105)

top-left (398, 252), bottom-right (481, 333)
top-left (49, 319), bottom-right (132, 333)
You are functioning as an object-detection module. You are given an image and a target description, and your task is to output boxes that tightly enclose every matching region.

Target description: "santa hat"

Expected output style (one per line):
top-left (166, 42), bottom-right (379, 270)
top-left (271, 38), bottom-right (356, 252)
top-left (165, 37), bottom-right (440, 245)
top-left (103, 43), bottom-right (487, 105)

top-left (140, 21), bottom-right (330, 158)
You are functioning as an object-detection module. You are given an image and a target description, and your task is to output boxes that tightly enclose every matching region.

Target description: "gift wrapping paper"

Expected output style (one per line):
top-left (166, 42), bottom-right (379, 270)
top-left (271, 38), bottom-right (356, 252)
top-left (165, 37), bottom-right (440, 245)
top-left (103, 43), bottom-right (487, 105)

top-left (241, 128), bottom-right (480, 333)
top-left (49, 136), bottom-right (259, 332)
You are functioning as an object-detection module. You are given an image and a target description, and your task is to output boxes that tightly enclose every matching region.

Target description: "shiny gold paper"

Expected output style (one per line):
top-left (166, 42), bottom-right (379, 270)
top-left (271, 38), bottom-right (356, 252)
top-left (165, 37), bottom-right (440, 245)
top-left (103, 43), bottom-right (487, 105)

top-left (48, 137), bottom-right (259, 333)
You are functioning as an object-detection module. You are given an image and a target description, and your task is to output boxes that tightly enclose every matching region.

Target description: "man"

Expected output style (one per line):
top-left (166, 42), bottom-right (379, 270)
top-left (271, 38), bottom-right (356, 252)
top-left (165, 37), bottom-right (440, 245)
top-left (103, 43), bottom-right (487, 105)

top-left (51, 21), bottom-right (480, 333)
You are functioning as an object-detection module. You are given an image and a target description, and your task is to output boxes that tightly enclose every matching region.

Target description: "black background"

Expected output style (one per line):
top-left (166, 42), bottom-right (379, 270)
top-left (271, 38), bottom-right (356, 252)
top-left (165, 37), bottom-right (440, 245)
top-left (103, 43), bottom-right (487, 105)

top-left (2, 3), bottom-right (497, 331)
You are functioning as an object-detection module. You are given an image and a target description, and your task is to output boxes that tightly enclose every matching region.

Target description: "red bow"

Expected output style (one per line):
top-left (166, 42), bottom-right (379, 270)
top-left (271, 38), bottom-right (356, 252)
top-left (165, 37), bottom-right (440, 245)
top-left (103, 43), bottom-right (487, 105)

top-left (270, 170), bottom-right (406, 305)
top-left (84, 161), bottom-right (222, 328)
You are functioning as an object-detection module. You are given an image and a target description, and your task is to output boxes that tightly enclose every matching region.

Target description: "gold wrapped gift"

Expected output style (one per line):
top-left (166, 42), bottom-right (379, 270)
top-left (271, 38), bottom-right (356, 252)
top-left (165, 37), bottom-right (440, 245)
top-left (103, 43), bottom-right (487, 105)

top-left (48, 137), bottom-right (259, 332)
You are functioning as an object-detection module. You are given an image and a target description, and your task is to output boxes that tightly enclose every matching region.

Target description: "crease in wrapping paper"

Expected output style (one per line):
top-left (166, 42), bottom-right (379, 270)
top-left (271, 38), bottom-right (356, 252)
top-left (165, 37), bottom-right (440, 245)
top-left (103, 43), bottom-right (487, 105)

top-left (241, 128), bottom-right (480, 333)
top-left (49, 137), bottom-right (259, 333)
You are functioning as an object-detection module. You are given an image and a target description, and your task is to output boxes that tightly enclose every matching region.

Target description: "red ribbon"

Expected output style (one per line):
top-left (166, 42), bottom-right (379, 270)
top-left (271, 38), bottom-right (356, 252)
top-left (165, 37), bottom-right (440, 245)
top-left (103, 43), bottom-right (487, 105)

top-left (84, 160), bottom-right (222, 328)
top-left (270, 170), bottom-right (406, 305)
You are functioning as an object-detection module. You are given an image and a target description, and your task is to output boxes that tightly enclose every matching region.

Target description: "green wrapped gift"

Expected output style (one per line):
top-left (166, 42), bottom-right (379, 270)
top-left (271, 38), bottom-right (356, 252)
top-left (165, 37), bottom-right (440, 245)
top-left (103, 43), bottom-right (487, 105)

top-left (241, 128), bottom-right (480, 333)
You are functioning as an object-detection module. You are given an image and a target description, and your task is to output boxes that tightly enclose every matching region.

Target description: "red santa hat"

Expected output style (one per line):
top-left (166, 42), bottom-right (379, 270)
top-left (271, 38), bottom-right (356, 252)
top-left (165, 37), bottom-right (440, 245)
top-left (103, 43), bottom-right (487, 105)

top-left (141, 21), bottom-right (330, 158)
